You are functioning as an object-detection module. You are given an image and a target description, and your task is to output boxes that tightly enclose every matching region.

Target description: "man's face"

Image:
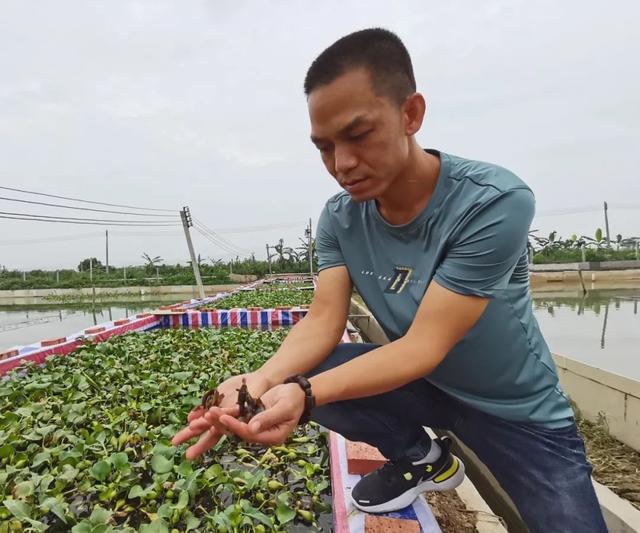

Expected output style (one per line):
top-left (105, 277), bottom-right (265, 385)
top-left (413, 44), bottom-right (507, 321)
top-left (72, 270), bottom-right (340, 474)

top-left (308, 68), bottom-right (410, 202)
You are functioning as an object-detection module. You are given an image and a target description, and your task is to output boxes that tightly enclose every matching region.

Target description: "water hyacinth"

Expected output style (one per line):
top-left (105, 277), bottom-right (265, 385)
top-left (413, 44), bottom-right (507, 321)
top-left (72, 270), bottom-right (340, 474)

top-left (0, 328), bottom-right (331, 532)
top-left (201, 288), bottom-right (313, 310)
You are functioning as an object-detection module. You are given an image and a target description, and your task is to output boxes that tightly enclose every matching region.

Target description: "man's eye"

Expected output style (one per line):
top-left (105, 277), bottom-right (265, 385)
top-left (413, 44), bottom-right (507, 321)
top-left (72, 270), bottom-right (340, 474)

top-left (350, 130), bottom-right (371, 141)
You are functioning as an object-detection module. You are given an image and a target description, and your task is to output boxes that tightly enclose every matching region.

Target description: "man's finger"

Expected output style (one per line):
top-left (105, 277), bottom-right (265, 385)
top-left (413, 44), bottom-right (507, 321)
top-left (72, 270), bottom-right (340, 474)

top-left (185, 427), bottom-right (221, 460)
top-left (247, 405), bottom-right (296, 434)
top-left (172, 424), bottom-right (203, 446)
top-left (219, 414), bottom-right (287, 446)
top-left (187, 406), bottom-right (205, 422)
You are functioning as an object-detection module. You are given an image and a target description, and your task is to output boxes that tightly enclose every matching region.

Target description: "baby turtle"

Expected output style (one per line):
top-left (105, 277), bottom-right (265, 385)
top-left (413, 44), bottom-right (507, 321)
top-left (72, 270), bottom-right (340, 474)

top-left (236, 378), bottom-right (266, 422)
top-left (199, 378), bottom-right (265, 422)
top-left (201, 388), bottom-right (224, 410)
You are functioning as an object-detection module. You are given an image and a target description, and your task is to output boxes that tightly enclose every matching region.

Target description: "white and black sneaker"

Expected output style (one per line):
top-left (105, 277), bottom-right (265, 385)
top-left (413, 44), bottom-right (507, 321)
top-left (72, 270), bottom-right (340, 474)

top-left (351, 436), bottom-right (465, 513)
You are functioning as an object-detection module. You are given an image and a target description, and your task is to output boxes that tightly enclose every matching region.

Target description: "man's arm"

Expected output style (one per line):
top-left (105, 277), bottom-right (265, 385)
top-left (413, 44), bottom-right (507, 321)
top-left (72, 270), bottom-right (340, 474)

top-left (222, 280), bottom-right (489, 445)
top-left (308, 280), bottom-right (489, 406)
top-left (257, 265), bottom-right (352, 388)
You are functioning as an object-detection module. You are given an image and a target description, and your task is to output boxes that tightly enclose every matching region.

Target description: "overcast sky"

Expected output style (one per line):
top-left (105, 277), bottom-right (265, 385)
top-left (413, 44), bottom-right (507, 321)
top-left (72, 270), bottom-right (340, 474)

top-left (1, 0), bottom-right (638, 270)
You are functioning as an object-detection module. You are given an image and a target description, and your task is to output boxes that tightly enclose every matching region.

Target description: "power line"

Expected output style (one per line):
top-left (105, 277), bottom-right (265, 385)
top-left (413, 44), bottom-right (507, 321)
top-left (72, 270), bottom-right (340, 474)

top-left (0, 195), bottom-right (179, 218)
top-left (0, 210), bottom-right (179, 225)
top-left (194, 226), bottom-right (248, 255)
top-left (194, 218), bottom-right (251, 254)
top-left (0, 211), bottom-right (175, 228)
top-left (0, 185), bottom-right (174, 212)
top-left (206, 221), bottom-right (308, 234)
top-left (0, 230), bottom-right (182, 246)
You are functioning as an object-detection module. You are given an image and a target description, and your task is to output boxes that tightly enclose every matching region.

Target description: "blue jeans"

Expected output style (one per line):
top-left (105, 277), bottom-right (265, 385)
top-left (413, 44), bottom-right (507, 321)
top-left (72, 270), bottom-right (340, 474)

top-left (307, 343), bottom-right (608, 533)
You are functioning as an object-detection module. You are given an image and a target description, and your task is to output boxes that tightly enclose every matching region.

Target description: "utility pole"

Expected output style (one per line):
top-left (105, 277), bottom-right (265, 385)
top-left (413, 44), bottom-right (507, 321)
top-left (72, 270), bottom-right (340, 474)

top-left (603, 201), bottom-right (611, 246)
top-left (105, 230), bottom-right (109, 275)
top-left (266, 244), bottom-right (272, 276)
top-left (89, 258), bottom-right (93, 283)
top-left (306, 217), bottom-right (314, 276)
top-left (180, 207), bottom-right (205, 299)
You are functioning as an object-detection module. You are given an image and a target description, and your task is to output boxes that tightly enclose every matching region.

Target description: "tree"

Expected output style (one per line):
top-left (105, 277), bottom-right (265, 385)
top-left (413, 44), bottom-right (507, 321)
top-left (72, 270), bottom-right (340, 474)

top-left (595, 228), bottom-right (603, 242)
top-left (296, 236), bottom-right (317, 264)
top-left (273, 239), bottom-right (299, 267)
top-left (78, 258), bottom-right (103, 272)
top-left (141, 253), bottom-right (163, 273)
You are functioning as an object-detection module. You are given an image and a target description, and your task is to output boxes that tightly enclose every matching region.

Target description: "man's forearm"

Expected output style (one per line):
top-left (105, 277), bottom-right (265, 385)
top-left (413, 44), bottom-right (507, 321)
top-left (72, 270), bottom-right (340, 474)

top-left (257, 311), bottom-right (344, 388)
top-left (308, 335), bottom-right (438, 406)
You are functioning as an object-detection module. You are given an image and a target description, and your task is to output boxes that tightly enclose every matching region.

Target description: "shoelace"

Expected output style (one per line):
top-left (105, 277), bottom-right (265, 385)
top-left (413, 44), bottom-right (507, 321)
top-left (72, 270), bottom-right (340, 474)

top-left (377, 459), bottom-right (412, 483)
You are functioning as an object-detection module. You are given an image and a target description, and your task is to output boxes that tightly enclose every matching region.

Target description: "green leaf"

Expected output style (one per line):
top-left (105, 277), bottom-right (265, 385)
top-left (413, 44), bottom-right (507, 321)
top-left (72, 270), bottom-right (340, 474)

top-left (89, 505), bottom-right (112, 525)
top-left (35, 424), bottom-right (57, 437)
top-left (32, 451), bottom-right (51, 468)
top-left (127, 485), bottom-right (146, 499)
top-left (139, 519), bottom-right (169, 533)
top-left (0, 444), bottom-right (14, 459)
top-left (3, 499), bottom-right (47, 531)
top-left (13, 481), bottom-right (34, 499)
top-left (3, 499), bottom-right (32, 520)
top-left (59, 464), bottom-right (79, 483)
top-left (276, 501), bottom-right (295, 525)
top-left (177, 461), bottom-right (193, 477)
top-left (39, 497), bottom-right (68, 524)
top-left (90, 460), bottom-right (111, 481)
top-left (185, 514), bottom-right (201, 531)
top-left (152, 442), bottom-right (176, 458)
top-left (157, 503), bottom-right (173, 519)
top-left (110, 452), bottom-right (129, 470)
top-left (173, 490), bottom-right (189, 510)
top-left (71, 522), bottom-right (93, 533)
top-left (150, 454), bottom-right (173, 474)
top-left (240, 500), bottom-right (273, 527)
top-left (170, 371), bottom-right (192, 381)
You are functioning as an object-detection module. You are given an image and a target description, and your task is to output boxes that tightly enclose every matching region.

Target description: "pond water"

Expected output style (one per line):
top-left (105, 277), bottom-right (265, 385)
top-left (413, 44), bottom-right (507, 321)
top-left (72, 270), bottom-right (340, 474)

top-left (532, 288), bottom-right (640, 380)
top-left (0, 294), bottom-right (194, 350)
top-left (2, 289), bottom-right (639, 382)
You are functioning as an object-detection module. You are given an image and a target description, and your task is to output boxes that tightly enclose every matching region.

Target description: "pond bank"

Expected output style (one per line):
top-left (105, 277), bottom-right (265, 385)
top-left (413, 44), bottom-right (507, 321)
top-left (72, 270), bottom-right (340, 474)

top-left (0, 284), bottom-right (239, 302)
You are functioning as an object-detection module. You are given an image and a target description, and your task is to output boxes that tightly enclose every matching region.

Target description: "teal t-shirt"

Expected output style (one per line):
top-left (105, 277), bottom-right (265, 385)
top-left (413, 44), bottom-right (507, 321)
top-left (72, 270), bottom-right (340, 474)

top-left (316, 149), bottom-right (573, 428)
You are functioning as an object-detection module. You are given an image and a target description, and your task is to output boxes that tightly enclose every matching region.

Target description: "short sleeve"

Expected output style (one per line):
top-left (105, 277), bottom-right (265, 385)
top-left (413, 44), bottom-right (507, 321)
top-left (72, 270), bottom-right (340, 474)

top-left (433, 188), bottom-right (534, 298)
top-left (316, 204), bottom-right (345, 271)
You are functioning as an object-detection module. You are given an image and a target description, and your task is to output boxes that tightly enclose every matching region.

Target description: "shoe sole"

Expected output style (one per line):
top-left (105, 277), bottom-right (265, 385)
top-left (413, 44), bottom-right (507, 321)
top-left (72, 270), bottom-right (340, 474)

top-left (351, 455), bottom-right (466, 514)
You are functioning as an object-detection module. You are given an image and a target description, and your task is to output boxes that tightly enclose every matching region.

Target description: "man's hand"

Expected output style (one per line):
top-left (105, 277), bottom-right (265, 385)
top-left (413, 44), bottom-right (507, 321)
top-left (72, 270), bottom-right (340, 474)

top-left (219, 383), bottom-right (305, 446)
top-left (171, 372), bottom-right (271, 460)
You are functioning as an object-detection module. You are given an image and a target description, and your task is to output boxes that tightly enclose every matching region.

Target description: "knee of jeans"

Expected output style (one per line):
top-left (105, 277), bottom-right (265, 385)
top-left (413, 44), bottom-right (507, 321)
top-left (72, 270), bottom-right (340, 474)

top-left (305, 343), bottom-right (380, 378)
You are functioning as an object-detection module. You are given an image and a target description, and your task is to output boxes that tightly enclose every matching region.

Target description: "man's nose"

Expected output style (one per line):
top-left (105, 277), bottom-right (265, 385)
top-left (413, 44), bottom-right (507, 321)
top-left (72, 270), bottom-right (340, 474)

top-left (334, 145), bottom-right (358, 175)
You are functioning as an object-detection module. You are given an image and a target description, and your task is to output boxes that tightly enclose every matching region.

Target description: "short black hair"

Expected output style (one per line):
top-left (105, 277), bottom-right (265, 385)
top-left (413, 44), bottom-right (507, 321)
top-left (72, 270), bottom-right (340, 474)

top-left (304, 28), bottom-right (416, 105)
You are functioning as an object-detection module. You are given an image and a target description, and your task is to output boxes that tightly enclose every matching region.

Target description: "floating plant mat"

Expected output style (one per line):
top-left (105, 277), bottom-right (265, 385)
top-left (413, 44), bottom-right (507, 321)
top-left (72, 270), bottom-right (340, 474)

top-left (0, 328), bottom-right (331, 532)
top-left (202, 289), bottom-right (313, 310)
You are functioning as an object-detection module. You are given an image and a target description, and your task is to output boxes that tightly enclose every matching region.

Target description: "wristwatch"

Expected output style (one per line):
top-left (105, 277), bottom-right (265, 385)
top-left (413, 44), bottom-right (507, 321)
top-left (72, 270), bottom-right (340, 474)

top-left (283, 374), bottom-right (316, 424)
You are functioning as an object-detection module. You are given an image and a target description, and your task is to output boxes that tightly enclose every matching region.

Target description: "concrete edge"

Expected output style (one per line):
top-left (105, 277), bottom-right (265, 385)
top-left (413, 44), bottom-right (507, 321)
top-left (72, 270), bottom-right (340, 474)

top-left (456, 478), bottom-right (508, 533)
top-left (553, 352), bottom-right (640, 399)
top-left (593, 479), bottom-right (640, 533)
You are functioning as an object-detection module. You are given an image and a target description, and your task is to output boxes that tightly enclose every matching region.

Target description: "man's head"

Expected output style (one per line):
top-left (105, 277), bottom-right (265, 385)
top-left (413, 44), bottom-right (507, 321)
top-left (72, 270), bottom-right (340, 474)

top-left (305, 28), bottom-right (426, 202)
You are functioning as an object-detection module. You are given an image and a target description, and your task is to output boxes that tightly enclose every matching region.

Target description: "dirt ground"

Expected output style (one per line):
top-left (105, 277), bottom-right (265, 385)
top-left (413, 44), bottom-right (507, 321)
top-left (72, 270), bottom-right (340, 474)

top-left (578, 416), bottom-right (640, 510)
top-left (425, 491), bottom-right (477, 533)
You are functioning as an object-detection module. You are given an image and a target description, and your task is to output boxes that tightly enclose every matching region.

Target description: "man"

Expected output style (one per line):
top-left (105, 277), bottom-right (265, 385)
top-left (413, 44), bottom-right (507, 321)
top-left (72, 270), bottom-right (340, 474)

top-left (173, 28), bottom-right (607, 532)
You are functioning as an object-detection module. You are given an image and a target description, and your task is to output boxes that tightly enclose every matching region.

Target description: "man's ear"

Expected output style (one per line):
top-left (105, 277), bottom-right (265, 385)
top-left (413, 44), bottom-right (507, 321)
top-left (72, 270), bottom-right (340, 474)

top-left (403, 92), bottom-right (426, 136)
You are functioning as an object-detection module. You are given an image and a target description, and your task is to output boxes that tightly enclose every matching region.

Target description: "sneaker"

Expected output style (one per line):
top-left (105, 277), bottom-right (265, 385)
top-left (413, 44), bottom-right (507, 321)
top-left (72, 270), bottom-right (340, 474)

top-left (351, 436), bottom-right (465, 513)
